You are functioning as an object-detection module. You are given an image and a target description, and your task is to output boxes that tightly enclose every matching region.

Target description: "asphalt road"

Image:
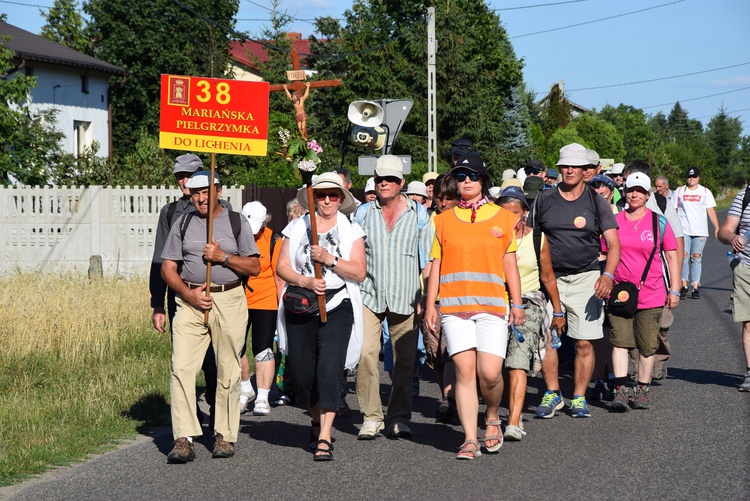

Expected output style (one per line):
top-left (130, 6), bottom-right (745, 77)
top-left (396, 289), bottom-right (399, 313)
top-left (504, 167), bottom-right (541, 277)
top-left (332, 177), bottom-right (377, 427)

top-left (2, 221), bottom-right (749, 501)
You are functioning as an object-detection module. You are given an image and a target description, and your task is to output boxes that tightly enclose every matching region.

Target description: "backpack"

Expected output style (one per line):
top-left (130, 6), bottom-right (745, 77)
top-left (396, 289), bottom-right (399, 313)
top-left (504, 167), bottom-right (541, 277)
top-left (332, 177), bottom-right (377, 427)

top-left (736, 185), bottom-right (750, 235)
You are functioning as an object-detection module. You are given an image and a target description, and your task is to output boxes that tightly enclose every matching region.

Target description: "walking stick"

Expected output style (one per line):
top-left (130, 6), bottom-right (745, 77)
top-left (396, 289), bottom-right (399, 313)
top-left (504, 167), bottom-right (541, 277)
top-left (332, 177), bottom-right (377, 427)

top-left (303, 175), bottom-right (327, 322)
top-left (204, 153), bottom-right (217, 325)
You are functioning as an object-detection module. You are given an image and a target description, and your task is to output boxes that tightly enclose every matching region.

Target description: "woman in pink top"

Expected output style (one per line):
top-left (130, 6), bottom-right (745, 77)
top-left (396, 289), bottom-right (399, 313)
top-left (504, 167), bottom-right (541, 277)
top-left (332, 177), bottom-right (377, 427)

top-left (605, 173), bottom-right (681, 411)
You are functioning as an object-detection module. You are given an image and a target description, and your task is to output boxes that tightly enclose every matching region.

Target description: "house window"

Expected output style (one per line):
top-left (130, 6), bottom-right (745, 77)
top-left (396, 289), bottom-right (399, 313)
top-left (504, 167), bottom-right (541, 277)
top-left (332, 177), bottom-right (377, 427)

top-left (25, 67), bottom-right (34, 77)
top-left (74, 121), bottom-right (92, 156)
top-left (81, 75), bottom-right (89, 94)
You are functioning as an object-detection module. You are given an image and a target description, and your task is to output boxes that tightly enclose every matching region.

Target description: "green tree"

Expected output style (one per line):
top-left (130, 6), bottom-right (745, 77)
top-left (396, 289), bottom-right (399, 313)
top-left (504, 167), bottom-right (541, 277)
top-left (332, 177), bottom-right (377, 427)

top-left (705, 106), bottom-right (742, 186)
top-left (570, 113), bottom-right (625, 162)
top-left (598, 104), bottom-right (656, 162)
top-left (40, 0), bottom-right (91, 53)
top-left (84, 0), bottom-right (240, 156)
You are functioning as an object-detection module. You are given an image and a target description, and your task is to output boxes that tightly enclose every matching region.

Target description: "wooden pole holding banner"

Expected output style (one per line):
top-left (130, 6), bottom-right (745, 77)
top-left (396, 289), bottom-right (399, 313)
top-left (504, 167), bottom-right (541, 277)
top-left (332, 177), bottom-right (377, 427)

top-left (306, 183), bottom-right (327, 323)
top-left (203, 153), bottom-right (217, 325)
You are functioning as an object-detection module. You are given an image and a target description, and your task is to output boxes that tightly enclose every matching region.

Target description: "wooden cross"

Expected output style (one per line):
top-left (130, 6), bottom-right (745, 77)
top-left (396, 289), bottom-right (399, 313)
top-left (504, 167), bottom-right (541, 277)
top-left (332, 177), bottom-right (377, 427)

top-left (268, 48), bottom-right (342, 93)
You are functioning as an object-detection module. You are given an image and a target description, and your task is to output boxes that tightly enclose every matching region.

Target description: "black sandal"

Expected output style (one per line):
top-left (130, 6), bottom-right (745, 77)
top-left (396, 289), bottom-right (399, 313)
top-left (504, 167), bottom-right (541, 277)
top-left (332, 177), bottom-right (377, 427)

top-left (313, 439), bottom-right (334, 461)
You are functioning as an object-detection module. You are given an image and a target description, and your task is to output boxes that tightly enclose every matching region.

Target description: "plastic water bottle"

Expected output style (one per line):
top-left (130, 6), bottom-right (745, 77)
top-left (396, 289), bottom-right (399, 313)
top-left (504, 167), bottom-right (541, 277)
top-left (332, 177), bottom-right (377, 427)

top-left (511, 324), bottom-right (524, 343)
top-left (550, 327), bottom-right (562, 349)
top-left (727, 251), bottom-right (736, 265)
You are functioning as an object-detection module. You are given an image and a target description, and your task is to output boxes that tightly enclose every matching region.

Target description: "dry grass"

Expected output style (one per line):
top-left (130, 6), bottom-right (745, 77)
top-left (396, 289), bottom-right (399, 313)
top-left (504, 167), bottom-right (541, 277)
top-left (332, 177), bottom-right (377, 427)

top-left (0, 272), bottom-right (172, 486)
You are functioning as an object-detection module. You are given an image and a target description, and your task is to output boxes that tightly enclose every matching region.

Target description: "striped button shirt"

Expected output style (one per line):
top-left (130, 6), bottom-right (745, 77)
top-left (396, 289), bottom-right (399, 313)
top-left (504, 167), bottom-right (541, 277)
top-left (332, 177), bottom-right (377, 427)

top-left (354, 196), bottom-right (434, 315)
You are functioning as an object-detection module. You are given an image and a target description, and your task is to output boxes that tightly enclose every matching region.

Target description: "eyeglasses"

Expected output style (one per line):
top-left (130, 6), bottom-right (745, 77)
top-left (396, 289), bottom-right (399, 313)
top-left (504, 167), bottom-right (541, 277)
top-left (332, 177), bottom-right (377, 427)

top-left (454, 171), bottom-right (480, 182)
top-left (374, 176), bottom-right (401, 184)
top-left (315, 191), bottom-right (340, 202)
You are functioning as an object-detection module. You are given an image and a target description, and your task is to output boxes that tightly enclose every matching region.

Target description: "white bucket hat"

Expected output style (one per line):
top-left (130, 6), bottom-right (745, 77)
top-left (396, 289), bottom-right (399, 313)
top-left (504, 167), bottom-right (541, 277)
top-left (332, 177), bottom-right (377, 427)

top-left (297, 172), bottom-right (357, 215)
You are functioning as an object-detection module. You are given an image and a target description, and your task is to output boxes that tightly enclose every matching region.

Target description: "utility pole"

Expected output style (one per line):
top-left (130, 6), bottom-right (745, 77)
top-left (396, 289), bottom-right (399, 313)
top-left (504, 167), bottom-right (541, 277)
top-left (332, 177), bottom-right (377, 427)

top-left (427, 7), bottom-right (437, 173)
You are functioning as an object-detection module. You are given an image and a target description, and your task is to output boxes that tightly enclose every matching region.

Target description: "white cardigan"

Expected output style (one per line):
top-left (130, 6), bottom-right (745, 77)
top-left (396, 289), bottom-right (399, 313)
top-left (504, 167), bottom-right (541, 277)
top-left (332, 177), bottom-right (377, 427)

top-left (276, 211), bottom-right (364, 370)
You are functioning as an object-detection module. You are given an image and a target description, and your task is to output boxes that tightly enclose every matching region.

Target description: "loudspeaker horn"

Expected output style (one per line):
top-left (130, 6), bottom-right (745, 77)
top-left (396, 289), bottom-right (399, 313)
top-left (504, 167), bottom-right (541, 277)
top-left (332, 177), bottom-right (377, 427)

top-left (350, 125), bottom-right (387, 150)
top-left (347, 100), bottom-right (385, 127)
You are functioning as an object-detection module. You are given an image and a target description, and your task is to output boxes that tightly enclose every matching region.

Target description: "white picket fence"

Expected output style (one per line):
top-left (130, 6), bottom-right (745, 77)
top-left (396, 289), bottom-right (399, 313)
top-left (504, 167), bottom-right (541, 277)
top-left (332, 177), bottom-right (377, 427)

top-left (0, 185), bottom-right (243, 275)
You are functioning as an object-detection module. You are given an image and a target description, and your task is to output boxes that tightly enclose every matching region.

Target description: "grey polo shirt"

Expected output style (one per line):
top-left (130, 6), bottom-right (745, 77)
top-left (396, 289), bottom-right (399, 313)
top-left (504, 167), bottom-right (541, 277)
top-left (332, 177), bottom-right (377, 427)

top-left (161, 208), bottom-right (259, 285)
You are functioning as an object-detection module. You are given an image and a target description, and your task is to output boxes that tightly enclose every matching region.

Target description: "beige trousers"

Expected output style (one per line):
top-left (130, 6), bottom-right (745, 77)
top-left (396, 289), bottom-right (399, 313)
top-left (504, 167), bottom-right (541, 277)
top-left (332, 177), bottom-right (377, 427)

top-left (171, 286), bottom-right (247, 442)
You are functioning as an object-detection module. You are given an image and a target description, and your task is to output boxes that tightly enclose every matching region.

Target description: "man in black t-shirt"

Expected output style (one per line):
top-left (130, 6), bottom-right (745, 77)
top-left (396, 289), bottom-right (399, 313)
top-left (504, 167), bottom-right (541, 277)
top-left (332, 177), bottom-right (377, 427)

top-left (528, 143), bottom-right (620, 419)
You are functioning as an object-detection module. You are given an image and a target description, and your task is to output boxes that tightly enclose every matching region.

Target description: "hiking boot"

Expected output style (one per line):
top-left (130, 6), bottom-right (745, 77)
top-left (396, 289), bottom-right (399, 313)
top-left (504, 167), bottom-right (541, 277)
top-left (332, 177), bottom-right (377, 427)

top-left (738, 371), bottom-right (750, 392)
top-left (436, 397), bottom-right (451, 423)
top-left (535, 390), bottom-right (564, 419)
top-left (631, 385), bottom-right (651, 410)
top-left (212, 433), bottom-right (235, 458)
top-left (167, 437), bottom-right (195, 463)
top-left (610, 385), bottom-right (630, 412)
top-left (691, 288), bottom-right (700, 299)
top-left (679, 286), bottom-right (688, 299)
top-left (652, 365), bottom-right (668, 381)
top-left (569, 395), bottom-right (592, 418)
top-left (358, 420), bottom-right (384, 440)
top-left (387, 421), bottom-right (413, 439)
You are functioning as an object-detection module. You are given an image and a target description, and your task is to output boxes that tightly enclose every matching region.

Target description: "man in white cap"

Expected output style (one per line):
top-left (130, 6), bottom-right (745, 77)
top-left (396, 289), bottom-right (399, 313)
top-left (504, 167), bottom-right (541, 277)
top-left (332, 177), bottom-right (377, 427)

top-left (149, 154), bottom-right (233, 432)
top-left (161, 170), bottom-right (261, 462)
top-left (354, 154), bottom-right (434, 439)
top-left (527, 143), bottom-right (620, 419)
top-left (607, 162), bottom-right (626, 204)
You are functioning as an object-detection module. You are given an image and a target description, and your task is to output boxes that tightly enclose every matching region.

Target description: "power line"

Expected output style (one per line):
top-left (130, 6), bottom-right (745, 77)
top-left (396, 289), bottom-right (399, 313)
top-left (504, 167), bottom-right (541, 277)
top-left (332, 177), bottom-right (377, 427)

top-left (0, 0), bottom-right (51, 8)
top-left (641, 86), bottom-right (750, 110)
top-left (243, 0), bottom-right (315, 25)
top-left (495, 0), bottom-right (587, 11)
top-left (568, 61), bottom-right (750, 92)
top-left (510, 0), bottom-right (686, 39)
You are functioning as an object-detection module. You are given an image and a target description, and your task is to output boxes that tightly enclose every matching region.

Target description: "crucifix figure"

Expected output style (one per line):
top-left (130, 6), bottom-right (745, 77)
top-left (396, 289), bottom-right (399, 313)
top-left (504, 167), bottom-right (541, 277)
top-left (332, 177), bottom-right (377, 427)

top-left (270, 48), bottom-right (342, 141)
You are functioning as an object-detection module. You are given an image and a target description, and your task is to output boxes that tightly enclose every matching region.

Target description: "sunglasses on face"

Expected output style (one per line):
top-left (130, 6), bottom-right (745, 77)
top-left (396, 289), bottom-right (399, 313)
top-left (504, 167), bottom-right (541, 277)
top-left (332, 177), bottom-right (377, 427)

top-left (374, 176), bottom-right (400, 184)
top-left (315, 191), bottom-right (340, 202)
top-left (455, 171), bottom-right (480, 182)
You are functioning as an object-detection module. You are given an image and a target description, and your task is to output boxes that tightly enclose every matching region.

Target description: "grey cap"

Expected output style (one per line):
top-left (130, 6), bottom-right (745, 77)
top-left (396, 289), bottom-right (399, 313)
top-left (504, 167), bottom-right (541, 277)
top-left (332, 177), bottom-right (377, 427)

top-left (173, 154), bottom-right (203, 174)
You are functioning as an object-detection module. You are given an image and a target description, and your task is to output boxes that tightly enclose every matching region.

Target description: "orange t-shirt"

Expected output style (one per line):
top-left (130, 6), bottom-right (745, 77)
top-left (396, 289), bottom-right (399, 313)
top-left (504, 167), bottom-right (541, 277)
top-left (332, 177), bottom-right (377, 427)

top-left (245, 227), bottom-right (282, 310)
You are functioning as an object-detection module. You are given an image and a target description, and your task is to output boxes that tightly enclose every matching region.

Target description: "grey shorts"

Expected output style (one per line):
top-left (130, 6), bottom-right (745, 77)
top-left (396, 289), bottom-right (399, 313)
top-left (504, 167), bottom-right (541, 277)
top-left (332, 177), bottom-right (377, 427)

top-left (732, 262), bottom-right (750, 322)
top-left (505, 302), bottom-right (543, 371)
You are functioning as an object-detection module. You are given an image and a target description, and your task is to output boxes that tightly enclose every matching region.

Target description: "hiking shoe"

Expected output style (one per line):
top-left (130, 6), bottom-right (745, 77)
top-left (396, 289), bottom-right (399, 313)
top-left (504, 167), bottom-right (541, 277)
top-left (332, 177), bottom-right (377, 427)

top-left (167, 437), bottom-right (195, 463)
top-left (631, 385), bottom-right (651, 409)
top-left (679, 286), bottom-right (688, 299)
top-left (535, 390), bottom-right (564, 419)
top-left (739, 371), bottom-right (750, 392)
top-left (387, 421), bottom-right (413, 439)
top-left (239, 387), bottom-right (256, 413)
top-left (503, 423), bottom-right (526, 441)
top-left (587, 381), bottom-right (606, 401)
top-left (691, 288), bottom-right (700, 299)
top-left (570, 395), bottom-right (592, 417)
top-left (652, 365), bottom-right (668, 381)
top-left (610, 386), bottom-right (630, 412)
top-left (212, 433), bottom-right (235, 458)
top-left (253, 399), bottom-right (270, 416)
top-left (358, 420), bottom-right (384, 440)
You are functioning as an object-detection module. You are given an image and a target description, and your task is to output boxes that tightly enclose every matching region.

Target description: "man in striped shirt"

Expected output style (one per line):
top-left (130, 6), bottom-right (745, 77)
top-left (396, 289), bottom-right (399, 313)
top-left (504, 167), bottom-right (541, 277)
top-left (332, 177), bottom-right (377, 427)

top-left (354, 155), bottom-right (434, 439)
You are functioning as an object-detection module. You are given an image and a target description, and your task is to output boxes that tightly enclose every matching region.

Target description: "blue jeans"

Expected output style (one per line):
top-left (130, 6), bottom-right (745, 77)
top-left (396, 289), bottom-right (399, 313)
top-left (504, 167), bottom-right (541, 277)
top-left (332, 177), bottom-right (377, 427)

top-left (682, 235), bottom-right (707, 286)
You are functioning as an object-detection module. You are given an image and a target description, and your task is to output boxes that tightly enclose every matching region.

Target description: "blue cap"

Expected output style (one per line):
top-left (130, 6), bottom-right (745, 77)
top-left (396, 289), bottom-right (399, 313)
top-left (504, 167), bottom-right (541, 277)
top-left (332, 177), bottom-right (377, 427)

top-left (546, 167), bottom-right (558, 179)
top-left (499, 186), bottom-right (529, 209)
top-left (589, 174), bottom-right (615, 191)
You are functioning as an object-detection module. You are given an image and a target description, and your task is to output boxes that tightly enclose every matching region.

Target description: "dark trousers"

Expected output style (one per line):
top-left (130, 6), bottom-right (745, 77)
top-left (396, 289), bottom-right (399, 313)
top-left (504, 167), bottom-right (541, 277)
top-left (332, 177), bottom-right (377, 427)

top-left (169, 289), bottom-right (217, 410)
top-left (286, 300), bottom-right (353, 411)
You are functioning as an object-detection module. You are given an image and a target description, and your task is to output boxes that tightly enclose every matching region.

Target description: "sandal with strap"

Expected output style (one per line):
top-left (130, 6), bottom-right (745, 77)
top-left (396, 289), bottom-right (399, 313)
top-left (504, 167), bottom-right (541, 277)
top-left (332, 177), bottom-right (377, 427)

top-left (483, 417), bottom-right (503, 453)
top-left (456, 440), bottom-right (482, 460)
top-left (313, 439), bottom-right (334, 462)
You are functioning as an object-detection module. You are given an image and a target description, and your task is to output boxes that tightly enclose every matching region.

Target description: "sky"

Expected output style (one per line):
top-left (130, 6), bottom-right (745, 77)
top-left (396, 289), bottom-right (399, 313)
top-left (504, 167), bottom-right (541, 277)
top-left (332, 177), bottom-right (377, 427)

top-left (2, 0), bottom-right (749, 134)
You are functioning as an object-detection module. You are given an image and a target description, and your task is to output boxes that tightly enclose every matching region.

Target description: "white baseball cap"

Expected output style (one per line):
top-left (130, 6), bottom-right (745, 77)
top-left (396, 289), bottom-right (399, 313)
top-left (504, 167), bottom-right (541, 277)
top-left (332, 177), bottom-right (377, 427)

top-left (625, 172), bottom-right (651, 192)
top-left (241, 201), bottom-right (267, 234)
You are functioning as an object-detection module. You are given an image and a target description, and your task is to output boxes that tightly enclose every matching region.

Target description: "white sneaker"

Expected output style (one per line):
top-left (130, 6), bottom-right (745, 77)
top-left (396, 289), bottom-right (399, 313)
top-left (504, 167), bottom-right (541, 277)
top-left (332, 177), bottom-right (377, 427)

top-left (253, 399), bottom-right (270, 416)
top-left (503, 423), bottom-right (526, 441)
top-left (358, 420), bottom-right (384, 440)
top-left (387, 421), bottom-right (413, 439)
top-left (239, 387), bottom-right (256, 413)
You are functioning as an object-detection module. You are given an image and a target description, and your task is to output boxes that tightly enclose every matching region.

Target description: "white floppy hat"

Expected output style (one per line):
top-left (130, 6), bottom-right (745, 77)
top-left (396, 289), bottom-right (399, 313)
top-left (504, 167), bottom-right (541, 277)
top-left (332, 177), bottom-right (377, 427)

top-left (609, 163), bottom-right (625, 175)
top-left (241, 201), bottom-right (267, 234)
top-left (297, 172), bottom-right (357, 215)
top-left (556, 143), bottom-right (589, 167)
top-left (406, 181), bottom-right (428, 198)
top-left (585, 149), bottom-right (600, 166)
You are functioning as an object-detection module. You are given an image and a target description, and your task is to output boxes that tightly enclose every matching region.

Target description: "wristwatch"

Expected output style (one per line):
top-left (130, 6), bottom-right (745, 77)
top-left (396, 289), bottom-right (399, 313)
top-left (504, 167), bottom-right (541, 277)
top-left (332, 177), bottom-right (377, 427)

top-left (224, 252), bottom-right (230, 265)
top-left (331, 256), bottom-right (339, 267)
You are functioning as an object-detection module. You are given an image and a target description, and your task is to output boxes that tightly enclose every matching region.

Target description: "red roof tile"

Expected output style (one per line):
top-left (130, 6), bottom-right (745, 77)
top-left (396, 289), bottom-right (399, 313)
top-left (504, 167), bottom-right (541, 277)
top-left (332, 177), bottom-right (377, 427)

top-left (229, 35), bottom-right (312, 71)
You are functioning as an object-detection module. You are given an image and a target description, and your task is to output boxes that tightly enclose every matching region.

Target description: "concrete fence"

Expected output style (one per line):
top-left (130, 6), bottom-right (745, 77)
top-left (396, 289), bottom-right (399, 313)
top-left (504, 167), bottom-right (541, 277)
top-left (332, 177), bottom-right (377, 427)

top-left (0, 185), bottom-right (243, 275)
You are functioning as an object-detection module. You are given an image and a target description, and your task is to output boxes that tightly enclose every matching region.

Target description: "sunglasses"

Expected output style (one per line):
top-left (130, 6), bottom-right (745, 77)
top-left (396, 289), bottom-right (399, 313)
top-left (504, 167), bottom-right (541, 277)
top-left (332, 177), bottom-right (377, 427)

top-left (315, 191), bottom-right (340, 202)
top-left (374, 176), bottom-right (401, 184)
top-left (454, 171), bottom-right (480, 182)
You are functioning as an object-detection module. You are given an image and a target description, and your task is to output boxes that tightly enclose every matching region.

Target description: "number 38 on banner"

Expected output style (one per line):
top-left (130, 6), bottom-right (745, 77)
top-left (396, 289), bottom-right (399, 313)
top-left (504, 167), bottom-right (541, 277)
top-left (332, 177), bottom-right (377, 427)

top-left (159, 74), bottom-right (270, 156)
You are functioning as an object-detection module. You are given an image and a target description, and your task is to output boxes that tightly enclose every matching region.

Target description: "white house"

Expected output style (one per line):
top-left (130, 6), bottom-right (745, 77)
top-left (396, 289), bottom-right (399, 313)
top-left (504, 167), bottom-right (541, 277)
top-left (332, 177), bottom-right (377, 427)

top-left (0, 21), bottom-right (126, 158)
